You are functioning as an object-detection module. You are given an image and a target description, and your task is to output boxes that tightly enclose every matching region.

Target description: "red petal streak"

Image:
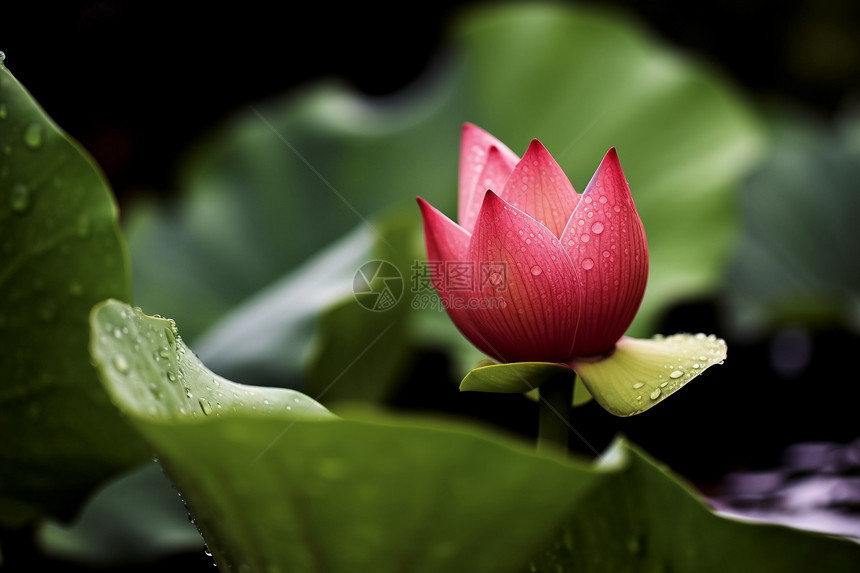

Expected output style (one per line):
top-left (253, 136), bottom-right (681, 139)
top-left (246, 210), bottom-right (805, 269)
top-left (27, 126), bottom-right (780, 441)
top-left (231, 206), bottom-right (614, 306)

top-left (560, 148), bottom-right (648, 357)
top-left (466, 191), bottom-right (580, 363)
top-left (458, 123), bottom-right (519, 233)
top-left (417, 197), bottom-right (488, 352)
top-left (500, 139), bottom-right (580, 238)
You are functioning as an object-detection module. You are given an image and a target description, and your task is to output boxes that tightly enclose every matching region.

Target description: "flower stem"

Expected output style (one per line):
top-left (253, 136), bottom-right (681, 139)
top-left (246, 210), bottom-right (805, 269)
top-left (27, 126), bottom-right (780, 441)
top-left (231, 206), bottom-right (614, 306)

top-left (537, 370), bottom-right (575, 455)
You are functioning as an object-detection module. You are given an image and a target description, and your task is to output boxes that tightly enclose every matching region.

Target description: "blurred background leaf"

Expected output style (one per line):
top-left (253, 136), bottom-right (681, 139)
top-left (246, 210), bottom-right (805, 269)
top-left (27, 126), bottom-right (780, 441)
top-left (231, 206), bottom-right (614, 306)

top-left (0, 63), bottom-right (148, 530)
top-left (724, 104), bottom-right (860, 338)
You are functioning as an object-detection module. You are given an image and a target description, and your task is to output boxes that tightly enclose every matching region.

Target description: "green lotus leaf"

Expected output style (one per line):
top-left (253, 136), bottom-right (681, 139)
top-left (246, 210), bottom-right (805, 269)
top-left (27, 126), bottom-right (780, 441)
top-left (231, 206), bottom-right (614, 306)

top-left (0, 63), bottom-right (147, 527)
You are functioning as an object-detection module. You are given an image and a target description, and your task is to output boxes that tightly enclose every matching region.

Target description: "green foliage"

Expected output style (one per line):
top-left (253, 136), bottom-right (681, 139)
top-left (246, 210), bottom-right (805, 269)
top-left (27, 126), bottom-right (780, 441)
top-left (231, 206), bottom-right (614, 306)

top-left (90, 301), bottom-right (860, 572)
top-left (0, 63), bottom-right (148, 528)
top-left (725, 107), bottom-right (860, 336)
top-left (530, 440), bottom-right (860, 573)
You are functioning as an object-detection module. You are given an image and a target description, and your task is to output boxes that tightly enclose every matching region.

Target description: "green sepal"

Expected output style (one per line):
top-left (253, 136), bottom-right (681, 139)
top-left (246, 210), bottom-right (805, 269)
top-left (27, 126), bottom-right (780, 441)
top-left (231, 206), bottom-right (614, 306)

top-left (460, 362), bottom-right (571, 394)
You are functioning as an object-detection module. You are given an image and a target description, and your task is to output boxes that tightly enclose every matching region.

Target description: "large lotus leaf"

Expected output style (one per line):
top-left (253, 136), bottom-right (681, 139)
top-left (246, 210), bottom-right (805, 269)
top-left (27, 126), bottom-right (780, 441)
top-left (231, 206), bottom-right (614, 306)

top-left (528, 439), bottom-right (860, 572)
top-left (724, 108), bottom-right (860, 336)
top-left (89, 299), bottom-right (605, 572)
top-left (90, 300), bottom-right (860, 572)
top-left (0, 63), bottom-right (148, 527)
top-left (127, 2), bottom-right (766, 385)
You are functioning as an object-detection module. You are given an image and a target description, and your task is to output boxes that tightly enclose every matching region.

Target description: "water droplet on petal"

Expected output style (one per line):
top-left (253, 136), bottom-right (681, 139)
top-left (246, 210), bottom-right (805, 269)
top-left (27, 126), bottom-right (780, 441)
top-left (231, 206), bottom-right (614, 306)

top-left (650, 388), bottom-right (662, 400)
top-left (581, 233), bottom-right (590, 243)
top-left (669, 370), bottom-right (684, 379)
top-left (632, 382), bottom-right (644, 389)
top-left (581, 258), bottom-right (594, 270)
top-left (591, 221), bottom-right (604, 234)
top-left (530, 265), bottom-right (542, 276)
top-left (198, 398), bottom-right (212, 415)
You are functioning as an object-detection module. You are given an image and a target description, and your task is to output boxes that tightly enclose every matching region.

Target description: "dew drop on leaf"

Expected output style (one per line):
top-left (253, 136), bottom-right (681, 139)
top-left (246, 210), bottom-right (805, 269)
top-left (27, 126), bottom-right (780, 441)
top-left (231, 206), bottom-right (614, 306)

top-left (9, 183), bottom-right (30, 212)
top-left (23, 123), bottom-right (44, 149)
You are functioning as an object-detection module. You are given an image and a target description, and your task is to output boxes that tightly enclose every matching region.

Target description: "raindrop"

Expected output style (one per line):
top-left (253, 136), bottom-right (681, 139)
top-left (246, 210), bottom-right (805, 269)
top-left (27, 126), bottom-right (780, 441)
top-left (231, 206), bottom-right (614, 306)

top-left (9, 183), bottom-right (30, 212)
top-left (581, 258), bottom-right (594, 270)
top-left (632, 382), bottom-right (644, 389)
top-left (185, 387), bottom-right (193, 398)
top-left (581, 233), bottom-right (590, 243)
top-left (650, 388), bottom-right (662, 400)
top-left (602, 250), bottom-right (610, 258)
top-left (660, 382), bottom-right (668, 388)
top-left (113, 354), bottom-right (129, 374)
top-left (669, 370), bottom-right (684, 379)
top-left (567, 239), bottom-right (575, 247)
top-left (591, 221), bottom-right (604, 234)
top-left (198, 398), bottom-right (213, 416)
top-left (24, 123), bottom-right (44, 149)
top-left (530, 265), bottom-right (542, 276)
top-left (599, 196), bottom-right (608, 204)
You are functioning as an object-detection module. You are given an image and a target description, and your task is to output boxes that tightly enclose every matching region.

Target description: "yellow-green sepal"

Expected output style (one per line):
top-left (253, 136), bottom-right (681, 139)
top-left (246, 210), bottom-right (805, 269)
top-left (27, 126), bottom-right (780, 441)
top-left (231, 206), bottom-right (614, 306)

top-left (570, 333), bottom-right (727, 417)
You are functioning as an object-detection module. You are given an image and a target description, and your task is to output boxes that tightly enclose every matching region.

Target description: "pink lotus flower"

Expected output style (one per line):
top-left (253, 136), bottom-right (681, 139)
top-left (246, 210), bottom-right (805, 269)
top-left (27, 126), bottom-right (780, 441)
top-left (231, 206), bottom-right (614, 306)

top-left (417, 124), bottom-right (726, 415)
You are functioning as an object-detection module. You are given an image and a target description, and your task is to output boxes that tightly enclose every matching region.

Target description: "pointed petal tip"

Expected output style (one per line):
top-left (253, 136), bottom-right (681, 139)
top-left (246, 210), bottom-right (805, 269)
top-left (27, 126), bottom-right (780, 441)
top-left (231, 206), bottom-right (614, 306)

top-left (602, 146), bottom-right (620, 165)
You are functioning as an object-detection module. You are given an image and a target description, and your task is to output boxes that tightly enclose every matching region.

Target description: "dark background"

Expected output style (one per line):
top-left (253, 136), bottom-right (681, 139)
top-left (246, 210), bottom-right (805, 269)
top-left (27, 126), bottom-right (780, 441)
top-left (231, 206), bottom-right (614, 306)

top-left (2, 1), bottom-right (859, 570)
top-left (2, 0), bottom-right (858, 206)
